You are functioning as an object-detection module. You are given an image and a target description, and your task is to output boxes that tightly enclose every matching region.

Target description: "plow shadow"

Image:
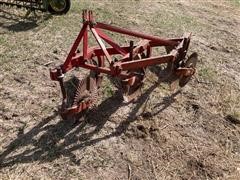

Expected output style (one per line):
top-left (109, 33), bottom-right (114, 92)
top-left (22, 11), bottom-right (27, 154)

top-left (0, 82), bottom-right (179, 167)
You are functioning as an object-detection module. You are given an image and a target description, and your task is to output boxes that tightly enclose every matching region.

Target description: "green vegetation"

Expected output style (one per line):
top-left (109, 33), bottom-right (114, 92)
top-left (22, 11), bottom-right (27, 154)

top-left (198, 67), bottom-right (217, 82)
top-left (0, 36), bottom-right (6, 45)
top-left (231, 0), bottom-right (240, 6)
top-left (102, 78), bottom-right (114, 98)
top-left (232, 111), bottom-right (240, 119)
top-left (152, 13), bottom-right (197, 30)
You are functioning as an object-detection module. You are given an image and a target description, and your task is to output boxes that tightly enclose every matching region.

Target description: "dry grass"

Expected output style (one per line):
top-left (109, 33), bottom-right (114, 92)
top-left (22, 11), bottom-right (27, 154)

top-left (1, 0), bottom-right (240, 179)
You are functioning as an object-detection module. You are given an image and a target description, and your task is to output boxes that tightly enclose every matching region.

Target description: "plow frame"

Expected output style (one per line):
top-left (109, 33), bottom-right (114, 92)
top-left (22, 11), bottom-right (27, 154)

top-left (50, 10), bottom-right (195, 117)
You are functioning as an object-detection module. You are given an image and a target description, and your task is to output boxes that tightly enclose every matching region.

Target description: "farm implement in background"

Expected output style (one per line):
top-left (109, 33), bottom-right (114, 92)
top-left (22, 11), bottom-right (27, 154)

top-left (0, 0), bottom-right (71, 14)
top-left (50, 10), bottom-right (198, 119)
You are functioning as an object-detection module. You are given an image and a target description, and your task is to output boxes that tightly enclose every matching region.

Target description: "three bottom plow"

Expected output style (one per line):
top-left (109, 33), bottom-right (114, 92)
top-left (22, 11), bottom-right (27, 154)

top-left (50, 10), bottom-right (198, 119)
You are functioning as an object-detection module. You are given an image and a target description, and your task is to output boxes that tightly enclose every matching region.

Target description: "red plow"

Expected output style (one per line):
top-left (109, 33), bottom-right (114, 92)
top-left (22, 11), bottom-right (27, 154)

top-left (50, 10), bottom-right (198, 119)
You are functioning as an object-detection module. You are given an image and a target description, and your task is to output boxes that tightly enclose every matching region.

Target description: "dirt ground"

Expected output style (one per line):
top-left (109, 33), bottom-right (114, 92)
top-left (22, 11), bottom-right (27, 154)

top-left (0, 0), bottom-right (240, 179)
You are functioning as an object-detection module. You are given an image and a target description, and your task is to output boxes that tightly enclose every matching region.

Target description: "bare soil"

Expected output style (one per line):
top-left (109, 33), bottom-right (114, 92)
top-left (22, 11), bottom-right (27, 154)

top-left (0, 0), bottom-right (240, 179)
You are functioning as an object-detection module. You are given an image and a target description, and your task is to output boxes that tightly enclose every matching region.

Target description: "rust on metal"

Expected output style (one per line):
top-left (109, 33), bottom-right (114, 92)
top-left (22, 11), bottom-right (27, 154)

top-left (50, 10), bottom-right (198, 118)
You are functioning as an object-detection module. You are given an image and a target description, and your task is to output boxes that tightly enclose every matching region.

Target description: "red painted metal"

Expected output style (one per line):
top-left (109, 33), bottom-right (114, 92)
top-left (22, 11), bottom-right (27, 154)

top-left (50, 10), bottom-right (197, 117)
top-left (95, 22), bottom-right (178, 47)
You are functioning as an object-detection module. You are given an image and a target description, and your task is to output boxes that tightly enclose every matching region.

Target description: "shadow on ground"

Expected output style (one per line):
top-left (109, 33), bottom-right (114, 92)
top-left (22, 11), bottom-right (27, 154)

top-left (0, 82), bottom-right (180, 167)
top-left (0, 9), bottom-right (52, 32)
